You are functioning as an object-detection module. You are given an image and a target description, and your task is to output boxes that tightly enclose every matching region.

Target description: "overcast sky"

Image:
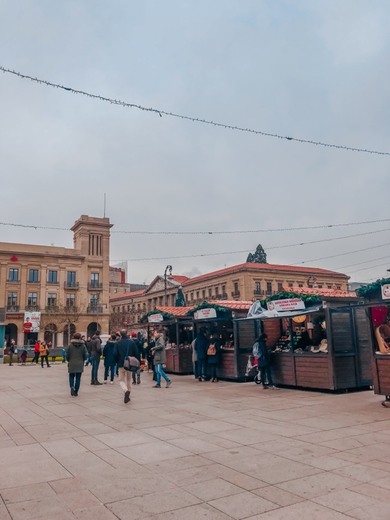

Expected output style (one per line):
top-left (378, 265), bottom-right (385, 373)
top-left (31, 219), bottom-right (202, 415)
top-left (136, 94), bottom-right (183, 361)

top-left (1, 0), bottom-right (389, 286)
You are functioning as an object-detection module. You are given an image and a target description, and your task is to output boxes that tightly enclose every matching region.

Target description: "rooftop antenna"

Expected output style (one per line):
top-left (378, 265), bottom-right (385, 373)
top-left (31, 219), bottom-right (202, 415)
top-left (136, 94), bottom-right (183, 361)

top-left (103, 193), bottom-right (106, 217)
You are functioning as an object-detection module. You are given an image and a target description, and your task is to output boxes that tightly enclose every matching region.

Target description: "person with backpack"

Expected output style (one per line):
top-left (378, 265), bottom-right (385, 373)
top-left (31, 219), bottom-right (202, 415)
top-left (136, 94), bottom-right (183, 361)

top-left (207, 332), bottom-right (221, 382)
top-left (253, 333), bottom-right (277, 390)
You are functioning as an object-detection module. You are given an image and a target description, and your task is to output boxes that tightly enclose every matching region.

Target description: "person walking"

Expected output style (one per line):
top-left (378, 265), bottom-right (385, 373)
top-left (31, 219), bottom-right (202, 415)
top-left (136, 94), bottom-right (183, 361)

top-left (151, 329), bottom-right (172, 389)
top-left (39, 341), bottom-right (50, 368)
top-left (84, 336), bottom-right (92, 366)
top-left (66, 332), bottom-right (88, 396)
top-left (207, 332), bottom-right (221, 382)
top-left (194, 328), bottom-right (209, 381)
top-left (114, 329), bottom-right (139, 403)
top-left (130, 332), bottom-right (142, 385)
top-left (103, 333), bottom-right (117, 384)
top-left (8, 339), bottom-right (15, 366)
top-left (255, 333), bottom-right (277, 389)
top-left (90, 333), bottom-right (102, 385)
top-left (32, 340), bottom-right (40, 364)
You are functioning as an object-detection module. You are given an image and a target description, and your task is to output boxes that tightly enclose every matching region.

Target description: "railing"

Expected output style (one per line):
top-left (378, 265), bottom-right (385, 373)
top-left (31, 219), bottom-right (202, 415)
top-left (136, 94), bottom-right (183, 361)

top-left (88, 282), bottom-right (103, 290)
top-left (87, 305), bottom-right (103, 314)
top-left (6, 305), bottom-right (20, 312)
top-left (231, 291), bottom-right (241, 298)
top-left (45, 305), bottom-right (59, 312)
top-left (47, 280), bottom-right (59, 285)
top-left (64, 281), bottom-right (79, 289)
top-left (25, 305), bottom-right (40, 312)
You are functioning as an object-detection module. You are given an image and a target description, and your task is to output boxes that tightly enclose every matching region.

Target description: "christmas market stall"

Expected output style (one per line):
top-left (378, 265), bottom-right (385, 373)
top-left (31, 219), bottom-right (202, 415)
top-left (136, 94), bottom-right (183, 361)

top-left (187, 300), bottom-right (254, 381)
top-left (356, 279), bottom-right (390, 407)
top-left (141, 306), bottom-right (194, 374)
top-left (239, 288), bottom-right (372, 391)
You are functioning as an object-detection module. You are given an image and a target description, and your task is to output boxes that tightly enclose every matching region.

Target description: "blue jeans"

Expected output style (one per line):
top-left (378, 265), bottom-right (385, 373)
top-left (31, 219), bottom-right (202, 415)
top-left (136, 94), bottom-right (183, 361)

top-left (69, 373), bottom-right (81, 393)
top-left (155, 363), bottom-right (170, 385)
top-left (104, 364), bottom-right (116, 382)
top-left (91, 357), bottom-right (100, 382)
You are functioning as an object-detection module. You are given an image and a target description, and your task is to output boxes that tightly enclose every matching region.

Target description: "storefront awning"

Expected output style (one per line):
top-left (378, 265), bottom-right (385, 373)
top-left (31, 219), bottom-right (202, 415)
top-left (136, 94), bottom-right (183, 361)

top-left (243, 303), bottom-right (322, 320)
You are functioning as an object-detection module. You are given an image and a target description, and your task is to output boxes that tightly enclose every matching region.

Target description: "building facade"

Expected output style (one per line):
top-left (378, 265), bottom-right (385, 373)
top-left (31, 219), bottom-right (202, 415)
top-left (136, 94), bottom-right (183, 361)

top-left (0, 215), bottom-right (112, 347)
top-left (110, 263), bottom-right (351, 327)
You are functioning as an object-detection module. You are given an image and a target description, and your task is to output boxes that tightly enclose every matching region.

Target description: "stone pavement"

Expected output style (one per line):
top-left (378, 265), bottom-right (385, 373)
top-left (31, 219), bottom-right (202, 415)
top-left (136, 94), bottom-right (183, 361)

top-left (0, 363), bottom-right (390, 520)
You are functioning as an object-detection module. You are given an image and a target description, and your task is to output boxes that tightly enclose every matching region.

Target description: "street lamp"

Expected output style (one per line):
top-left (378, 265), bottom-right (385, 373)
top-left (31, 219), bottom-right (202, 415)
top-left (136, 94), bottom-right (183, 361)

top-left (164, 265), bottom-right (173, 306)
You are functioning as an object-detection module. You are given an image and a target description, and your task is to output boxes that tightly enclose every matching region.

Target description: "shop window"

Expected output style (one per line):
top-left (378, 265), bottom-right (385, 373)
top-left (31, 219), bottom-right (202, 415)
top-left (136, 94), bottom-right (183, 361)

top-left (8, 268), bottom-right (19, 282)
top-left (47, 293), bottom-right (57, 307)
top-left (28, 269), bottom-right (39, 283)
top-left (66, 294), bottom-right (75, 307)
top-left (48, 270), bottom-right (58, 284)
top-left (90, 272), bottom-right (100, 288)
top-left (28, 292), bottom-right (38, 306)
top-left (7, 292), bottom-right (18, 306)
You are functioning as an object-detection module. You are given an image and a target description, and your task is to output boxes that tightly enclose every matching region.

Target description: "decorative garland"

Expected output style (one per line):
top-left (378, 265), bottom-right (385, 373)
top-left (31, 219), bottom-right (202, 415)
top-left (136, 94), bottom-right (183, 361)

top-left (356, 278), bottom-right (390, 299)
top-left (258, 291), bottom-right (322, 308)
top-left (139, 309), bottom-right (173, 324)
top-left (186, 302), bottom-right (232, 318)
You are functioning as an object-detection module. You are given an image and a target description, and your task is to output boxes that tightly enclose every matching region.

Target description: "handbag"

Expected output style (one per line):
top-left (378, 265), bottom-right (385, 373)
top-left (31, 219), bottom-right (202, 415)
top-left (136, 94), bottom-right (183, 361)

top-left (207, 343), bottom-right (216, 356)
top-left (123, 343), bottom-right (140, 372)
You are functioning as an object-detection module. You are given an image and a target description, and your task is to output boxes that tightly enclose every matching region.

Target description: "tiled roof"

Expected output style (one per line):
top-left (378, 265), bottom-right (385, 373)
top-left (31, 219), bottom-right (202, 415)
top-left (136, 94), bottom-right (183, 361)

top-left (168, 275), bottom-right (190, 284)
top-left (286, 286), bottom-right (358, 299)
top-left (184, 262), bottom-right (348, 285)
top-left (110, 289), bottom-right (145, 302)
top-left (208, 300), bottom-right (253, 311)
top-left (155, 306), bottom-right (193, 317)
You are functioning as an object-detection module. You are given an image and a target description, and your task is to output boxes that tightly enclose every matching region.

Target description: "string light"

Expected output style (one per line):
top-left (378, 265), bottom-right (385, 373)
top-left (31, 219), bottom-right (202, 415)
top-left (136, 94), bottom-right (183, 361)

top-left (1, 65), bottom-right (389, 156)
top-left (1, 217), bottom-right (390, 235)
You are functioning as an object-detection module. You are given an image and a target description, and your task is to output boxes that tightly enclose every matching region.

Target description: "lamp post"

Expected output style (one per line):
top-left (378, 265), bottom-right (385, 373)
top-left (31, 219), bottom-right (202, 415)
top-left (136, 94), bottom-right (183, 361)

top-left (164, 265), bottom-right (173, 306)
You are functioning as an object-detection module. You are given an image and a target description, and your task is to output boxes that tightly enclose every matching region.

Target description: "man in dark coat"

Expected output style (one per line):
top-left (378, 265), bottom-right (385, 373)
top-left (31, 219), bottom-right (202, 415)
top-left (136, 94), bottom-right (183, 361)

top-left (194, 328), bottom-right (209, 381)
top-left (103, 333), bottom-right (117, 384)
top-left (67, 332), bottom-right (88, 396)
top-left (114, 330), bottom-right (138, 403)
top-left (256, 333), bottom-right (277, 390)
top-left (90, 333), bottom-right (103, 385)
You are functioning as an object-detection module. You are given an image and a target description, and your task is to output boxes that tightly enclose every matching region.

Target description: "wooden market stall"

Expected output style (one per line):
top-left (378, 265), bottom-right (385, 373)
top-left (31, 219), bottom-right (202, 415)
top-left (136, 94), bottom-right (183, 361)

top-left (141, 306), bottom-right (194, 375)
top-left (356, 280), bottom-right (390, 407)
top-left (188, 300), bottom-right (254, 381)
top-left (237, 288), bottom-right (372, 391)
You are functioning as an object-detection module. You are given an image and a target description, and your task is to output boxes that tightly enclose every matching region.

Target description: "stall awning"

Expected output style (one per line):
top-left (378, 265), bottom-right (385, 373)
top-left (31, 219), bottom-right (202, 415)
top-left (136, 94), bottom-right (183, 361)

top-left (243, 302), bottom-right (322, 320)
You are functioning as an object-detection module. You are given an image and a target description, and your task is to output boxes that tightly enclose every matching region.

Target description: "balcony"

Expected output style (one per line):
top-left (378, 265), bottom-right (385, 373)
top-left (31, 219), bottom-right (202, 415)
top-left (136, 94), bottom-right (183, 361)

top-left (45, 305), bottom-right (59, 313)
top-left (231, 291), bottom-right (241, 299)
top-left (47, 280), bottom-right (59, 286)
top-left (87, 305), bottom-right (103, 314)
top-left (26, 305), bottom-right (40, 312)
top-left (6, 305), bottom-right (20, 313)
top-left (64, 281), bottom-right (79, 290)
top-left (88, 282), bottom-right (103, 290)
top-left (214, 293), bottom-right (228, 300)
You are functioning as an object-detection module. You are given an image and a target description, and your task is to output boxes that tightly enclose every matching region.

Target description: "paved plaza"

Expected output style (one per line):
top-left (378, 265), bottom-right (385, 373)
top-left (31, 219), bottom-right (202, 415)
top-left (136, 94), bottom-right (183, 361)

top-left (0, 362), bottom-right (390, 520)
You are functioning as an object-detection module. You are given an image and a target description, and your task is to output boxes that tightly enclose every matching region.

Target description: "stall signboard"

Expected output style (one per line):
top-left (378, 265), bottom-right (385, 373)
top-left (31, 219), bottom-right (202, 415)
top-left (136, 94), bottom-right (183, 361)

top-left (381, 284), bottom-right (390, 300)
top-left (194, 308), bottom-right (217, 320)
top-left (23, 312), bottom-right (40, 333)
top-left (267, 298), bottom-right (305, 313)
top-left (148, 313), bottom-right (164, 323)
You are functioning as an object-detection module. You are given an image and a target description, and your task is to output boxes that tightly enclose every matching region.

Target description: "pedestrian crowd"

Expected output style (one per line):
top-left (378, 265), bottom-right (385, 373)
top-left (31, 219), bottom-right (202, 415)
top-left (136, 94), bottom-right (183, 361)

top-left (4, 326), bottom-right (277, 400)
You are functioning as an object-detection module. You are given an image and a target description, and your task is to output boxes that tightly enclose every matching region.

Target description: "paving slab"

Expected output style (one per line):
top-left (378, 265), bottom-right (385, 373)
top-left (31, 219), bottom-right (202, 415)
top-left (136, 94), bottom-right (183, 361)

top-left (0, 363), bottom-right (390, 519)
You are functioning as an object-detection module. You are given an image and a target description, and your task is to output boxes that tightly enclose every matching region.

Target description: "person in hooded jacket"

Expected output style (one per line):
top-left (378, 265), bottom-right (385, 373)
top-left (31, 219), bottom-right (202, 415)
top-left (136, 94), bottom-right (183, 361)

top-left (103, 333), bottom-right (117, 384)
top-left (67, 332), bottom-right (88, 396)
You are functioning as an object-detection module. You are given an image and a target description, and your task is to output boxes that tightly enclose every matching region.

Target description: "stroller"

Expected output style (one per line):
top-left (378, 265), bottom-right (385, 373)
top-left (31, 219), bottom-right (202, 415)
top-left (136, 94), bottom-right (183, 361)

top-left (245, 355), bottom-right (267, 385)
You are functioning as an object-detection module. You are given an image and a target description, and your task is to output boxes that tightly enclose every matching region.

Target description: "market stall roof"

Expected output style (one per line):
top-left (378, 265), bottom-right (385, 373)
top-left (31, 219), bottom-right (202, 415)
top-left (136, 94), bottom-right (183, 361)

top-left (208, 300), bottom-right (253, 311)
top-left (284, 286), bottom-right (358, 299)
top-left (154, 306), bottom-right (193, 317)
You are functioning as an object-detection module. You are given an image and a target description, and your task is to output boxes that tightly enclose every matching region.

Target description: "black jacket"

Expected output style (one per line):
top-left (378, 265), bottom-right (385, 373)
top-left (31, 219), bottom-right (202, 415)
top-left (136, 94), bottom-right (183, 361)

top-left (114, 337), bottom-right (138, 368)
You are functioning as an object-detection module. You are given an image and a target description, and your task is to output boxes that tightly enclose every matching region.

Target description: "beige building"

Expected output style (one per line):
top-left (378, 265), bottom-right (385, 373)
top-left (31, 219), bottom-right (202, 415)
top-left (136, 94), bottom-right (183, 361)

top-left (0, 215), bottom-right (112, 347)
top-left (110, 263), bottom-right (350, 326)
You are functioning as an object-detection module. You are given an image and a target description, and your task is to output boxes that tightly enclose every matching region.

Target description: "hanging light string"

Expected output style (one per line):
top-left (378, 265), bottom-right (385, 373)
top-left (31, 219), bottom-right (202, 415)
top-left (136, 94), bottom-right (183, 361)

top-left (0, 217), bottom-right (389, 235)
top-left (1, 65), bottom-right (389, 156)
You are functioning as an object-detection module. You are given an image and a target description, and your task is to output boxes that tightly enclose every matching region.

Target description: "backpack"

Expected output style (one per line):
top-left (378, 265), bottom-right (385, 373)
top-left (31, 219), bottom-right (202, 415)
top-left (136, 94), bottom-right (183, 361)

top-left (252, 341), bottom-right (259, 358)
top-left (207, 343), bottom-right (216, 356)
